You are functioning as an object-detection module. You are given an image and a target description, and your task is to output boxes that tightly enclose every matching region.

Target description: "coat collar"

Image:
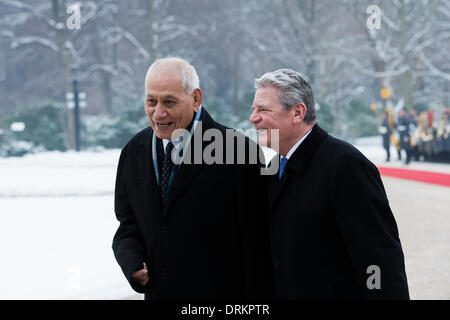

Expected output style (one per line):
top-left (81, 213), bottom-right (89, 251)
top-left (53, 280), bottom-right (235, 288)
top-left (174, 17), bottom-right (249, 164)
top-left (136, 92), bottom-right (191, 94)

top-left (268, 124), bottom-right (328, 215)
top-left (285, 124), bottom-right (328, 177)
top-left (163, 108), bottom-right (217, 215)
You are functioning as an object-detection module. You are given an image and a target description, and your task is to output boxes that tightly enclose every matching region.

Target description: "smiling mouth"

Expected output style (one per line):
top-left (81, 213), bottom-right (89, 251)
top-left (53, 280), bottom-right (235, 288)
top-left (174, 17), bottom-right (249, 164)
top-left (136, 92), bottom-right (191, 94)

top-left (156, 122), bottom-right (173, 127)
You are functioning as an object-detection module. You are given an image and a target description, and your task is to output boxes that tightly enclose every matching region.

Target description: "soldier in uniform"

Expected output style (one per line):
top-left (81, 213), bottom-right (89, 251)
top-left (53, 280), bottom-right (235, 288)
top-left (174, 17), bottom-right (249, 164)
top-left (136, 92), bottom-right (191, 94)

top-left (387, 108), bottom-right (402, 160)
top-left (379, 110), bottom-right (392, 162)
top-left (408, 110), bottom-right (419, 161)
top-left (397, 109), bottom-right (411, 164)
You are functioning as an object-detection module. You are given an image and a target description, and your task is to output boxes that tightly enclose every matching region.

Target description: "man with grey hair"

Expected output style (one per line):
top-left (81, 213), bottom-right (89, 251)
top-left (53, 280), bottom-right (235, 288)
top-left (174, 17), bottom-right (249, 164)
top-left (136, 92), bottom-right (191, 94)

top-left (250, 68), bottom-right (409, 299)
top-left (112, 57), bottom-right (274, 299)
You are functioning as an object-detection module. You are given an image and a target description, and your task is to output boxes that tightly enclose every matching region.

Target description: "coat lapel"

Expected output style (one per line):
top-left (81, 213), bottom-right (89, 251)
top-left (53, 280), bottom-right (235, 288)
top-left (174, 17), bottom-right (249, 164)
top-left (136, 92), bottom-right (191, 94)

top-left (138, 127), bottom-right (159, 189)
top-left (136, 128), bottom-right (164, 231)
top-left (268, 158), bottom-right (290, 216)
top-left (268, 125), bottom-right (328, 216)
top-left (162, 143), bottom-right (203, 216)
top-left (162, 108), bottom-right (216, 217)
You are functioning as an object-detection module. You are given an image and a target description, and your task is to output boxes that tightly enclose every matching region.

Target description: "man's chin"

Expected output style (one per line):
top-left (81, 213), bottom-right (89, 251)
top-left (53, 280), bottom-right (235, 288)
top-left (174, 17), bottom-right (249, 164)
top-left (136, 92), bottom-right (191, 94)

top-left (153, 129), bottom-right (172, 140)
top-left (258, 138), bottom-right (280, 153)
top-left (258, 137), bottom-right (269, 147)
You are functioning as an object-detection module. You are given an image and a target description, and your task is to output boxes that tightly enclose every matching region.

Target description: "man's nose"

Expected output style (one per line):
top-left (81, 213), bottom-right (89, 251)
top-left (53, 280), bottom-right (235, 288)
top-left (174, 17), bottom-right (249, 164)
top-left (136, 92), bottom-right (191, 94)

top-left (249, 111), bottom-right (260, 124)
top-left (153, 103), bottom-right (167, 119)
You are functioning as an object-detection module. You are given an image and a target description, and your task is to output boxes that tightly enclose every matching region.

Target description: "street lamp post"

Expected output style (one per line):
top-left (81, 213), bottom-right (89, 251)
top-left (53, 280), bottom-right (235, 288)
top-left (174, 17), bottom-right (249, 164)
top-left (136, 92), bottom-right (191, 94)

top-left (67, 66), bottom-right (87, 152)
top-left (72, 72), bottom-right (80, 152)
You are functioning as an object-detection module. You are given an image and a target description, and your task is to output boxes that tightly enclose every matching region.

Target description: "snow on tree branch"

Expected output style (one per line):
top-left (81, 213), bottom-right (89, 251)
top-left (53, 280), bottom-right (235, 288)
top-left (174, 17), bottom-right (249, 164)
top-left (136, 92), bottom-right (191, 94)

top-left (0, 0), bottom-right (61, 29)
top-left (10, 36), bottom-right (59, 52)
top-left (419, 52), bottom-right (450, 82)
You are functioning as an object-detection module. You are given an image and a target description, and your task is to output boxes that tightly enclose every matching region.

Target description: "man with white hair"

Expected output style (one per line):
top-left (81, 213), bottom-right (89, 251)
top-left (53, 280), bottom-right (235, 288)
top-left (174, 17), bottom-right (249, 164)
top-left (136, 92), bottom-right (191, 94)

top-left (112, 57), bottom-right (274, 300)
top-left (250, 68), bottom-right (409, 299)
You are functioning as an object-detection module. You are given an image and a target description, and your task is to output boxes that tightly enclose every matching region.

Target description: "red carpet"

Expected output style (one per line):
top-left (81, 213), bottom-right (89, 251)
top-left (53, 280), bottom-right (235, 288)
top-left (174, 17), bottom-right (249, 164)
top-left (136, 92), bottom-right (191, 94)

top-left (378, 167), bottom-right (450, 187)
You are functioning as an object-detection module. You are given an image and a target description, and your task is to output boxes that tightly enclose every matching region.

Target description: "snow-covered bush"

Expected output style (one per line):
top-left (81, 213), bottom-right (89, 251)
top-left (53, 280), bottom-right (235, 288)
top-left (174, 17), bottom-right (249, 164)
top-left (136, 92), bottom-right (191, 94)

top-left (82, 101), bottom-right (148, 149)
top-left (0, 102), bottom-right (67, 154)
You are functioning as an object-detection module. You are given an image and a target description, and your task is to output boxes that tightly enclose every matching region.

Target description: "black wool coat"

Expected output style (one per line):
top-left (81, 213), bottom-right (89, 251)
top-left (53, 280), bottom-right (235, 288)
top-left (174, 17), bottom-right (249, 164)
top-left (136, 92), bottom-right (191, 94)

top-left (268, 125), bottom-right (409, 299)
top-left (112, 108), bottom-right (274, 300)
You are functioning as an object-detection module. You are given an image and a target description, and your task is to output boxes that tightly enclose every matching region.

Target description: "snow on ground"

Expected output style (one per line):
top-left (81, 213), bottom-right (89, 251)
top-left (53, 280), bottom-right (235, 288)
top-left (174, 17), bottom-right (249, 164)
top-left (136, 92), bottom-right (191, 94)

top-left (0, 150), bottom-right (120, 197)
top-left (382, 177), bottom-right (450, 299)
top-left (0, 149), bottom-right (135, 299)
top-left (0, 195), bottom-right (134, 299)
top-left (0, 138), bottom-right (448, 299)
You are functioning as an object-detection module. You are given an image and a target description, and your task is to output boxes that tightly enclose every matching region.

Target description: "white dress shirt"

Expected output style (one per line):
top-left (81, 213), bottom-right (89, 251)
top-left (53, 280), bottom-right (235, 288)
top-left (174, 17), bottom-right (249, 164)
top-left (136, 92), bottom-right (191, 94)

top-left (162, 138), bottom-right (182, 153)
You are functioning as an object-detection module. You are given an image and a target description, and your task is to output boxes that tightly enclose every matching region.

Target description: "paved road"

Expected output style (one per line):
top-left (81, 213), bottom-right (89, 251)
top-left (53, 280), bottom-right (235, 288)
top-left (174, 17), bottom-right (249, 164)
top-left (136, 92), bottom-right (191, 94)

top-left (382, 176), bottom-right (450, 299)
top-left (360, 144), bottom-right (450, 298)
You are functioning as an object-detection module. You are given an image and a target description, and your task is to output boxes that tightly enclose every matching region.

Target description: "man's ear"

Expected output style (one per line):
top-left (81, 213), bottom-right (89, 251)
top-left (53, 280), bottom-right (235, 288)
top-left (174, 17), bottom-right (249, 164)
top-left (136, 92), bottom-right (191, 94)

top-left (292, 102), bottom-right (307, 124)
top-left (192, 88), bottom-right (202, 112)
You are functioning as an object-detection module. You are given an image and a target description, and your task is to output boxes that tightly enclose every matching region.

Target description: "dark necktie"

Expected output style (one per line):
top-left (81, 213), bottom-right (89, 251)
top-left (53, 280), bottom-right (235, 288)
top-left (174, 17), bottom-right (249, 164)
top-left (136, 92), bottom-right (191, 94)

top-left (279, 157), bottom-right (288, 179)
top-left (161, 141), bottom-right (174, 205)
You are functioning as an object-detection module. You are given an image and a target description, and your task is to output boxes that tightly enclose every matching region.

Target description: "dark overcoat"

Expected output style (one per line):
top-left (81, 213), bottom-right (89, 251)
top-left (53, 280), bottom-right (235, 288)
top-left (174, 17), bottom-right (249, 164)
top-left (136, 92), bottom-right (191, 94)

top-left (268, 125), bottom-right (409, 299)
top-left (113, 108), bottom-right (274, 300)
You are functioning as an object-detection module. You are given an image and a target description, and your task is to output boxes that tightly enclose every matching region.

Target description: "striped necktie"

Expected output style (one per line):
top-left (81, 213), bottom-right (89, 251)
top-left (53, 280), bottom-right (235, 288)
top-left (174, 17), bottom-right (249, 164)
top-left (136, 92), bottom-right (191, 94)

top-left (161, 141), bottom-right (174, 205)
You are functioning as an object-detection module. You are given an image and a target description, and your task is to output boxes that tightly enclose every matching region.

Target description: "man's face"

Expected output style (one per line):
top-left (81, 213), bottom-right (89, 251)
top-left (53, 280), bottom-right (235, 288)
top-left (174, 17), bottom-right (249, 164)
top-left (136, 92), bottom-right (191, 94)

top-left (250, 86), bottom-right (293, 150)
top-left (145, 72), bottom-right (199, 140)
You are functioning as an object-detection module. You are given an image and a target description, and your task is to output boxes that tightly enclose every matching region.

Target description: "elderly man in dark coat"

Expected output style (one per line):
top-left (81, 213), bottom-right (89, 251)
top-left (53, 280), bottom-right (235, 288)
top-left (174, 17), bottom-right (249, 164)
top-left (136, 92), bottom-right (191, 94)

top-left (250, 68), bottom-right (409, 299)
top-left (113, 57), bottom-right (274, 300)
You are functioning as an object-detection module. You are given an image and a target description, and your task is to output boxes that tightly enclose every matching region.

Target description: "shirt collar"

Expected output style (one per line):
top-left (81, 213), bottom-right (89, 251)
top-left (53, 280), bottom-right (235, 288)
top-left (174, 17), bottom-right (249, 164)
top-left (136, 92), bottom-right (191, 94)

top-left (163, 137), bottom-right (182, 152)
top-left (284, 128), bottom-right (313, 160)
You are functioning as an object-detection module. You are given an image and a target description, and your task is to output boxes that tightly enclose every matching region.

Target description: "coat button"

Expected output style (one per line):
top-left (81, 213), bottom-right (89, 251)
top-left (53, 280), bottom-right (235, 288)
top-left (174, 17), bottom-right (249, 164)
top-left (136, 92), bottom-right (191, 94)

top-left (273, 259), bottom-right (279, 267)
top-left (161, 225), bottom-right (167, 233)
top-left (161, 268), bottom-right (168, 276)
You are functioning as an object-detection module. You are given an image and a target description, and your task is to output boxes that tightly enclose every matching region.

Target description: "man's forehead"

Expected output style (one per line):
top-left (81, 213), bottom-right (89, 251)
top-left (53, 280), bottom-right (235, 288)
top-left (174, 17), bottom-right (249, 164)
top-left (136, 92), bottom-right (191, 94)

top-left (145, 74), bottom-right (183, 95)
top-left (254, 90), bottom-right (277, 103)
